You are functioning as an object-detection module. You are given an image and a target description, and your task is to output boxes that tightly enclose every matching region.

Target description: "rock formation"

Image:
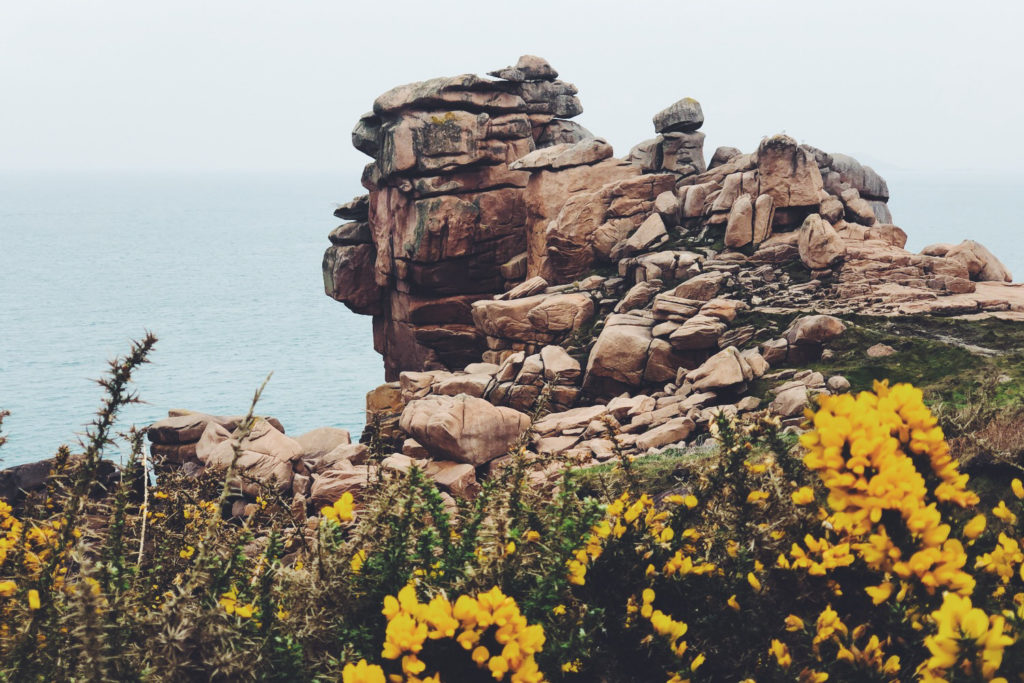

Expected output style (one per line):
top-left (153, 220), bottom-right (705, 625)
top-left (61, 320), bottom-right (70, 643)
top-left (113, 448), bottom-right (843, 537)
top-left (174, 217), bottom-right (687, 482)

top-left (323, 55), bottom-right (591, 381)
top-left (314, 57), bottom-right (1023, 510)
top-left (126, 55), bottom-right (1024, 519)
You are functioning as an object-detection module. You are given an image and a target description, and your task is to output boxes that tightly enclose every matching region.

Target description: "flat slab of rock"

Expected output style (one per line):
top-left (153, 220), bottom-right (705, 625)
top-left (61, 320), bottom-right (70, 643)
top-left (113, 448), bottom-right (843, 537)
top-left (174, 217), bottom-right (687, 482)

top-left (510, 138), bottom-right (613, 171)
top-left (472, 292), bottom-right (595, 343)
top-left (866, 343), bottom-right (896, 358)
top-left (373, 74), bottom-right (525, 115)
top-left (433, 373), bottom-right (493, 399)
top-left (499, 276), bottom-right (548, 300)
top-left (150, 411), bottom-right (284, 445)
top-left (636, 417), bottom-right (696, 451)
top-left (295, 427), bottom-right (351, 462)
top-left (668, 314), bottom-right (726, 350)
top-left (307, 443), bottom-right (368, 473)
top-left (424, 460), bottom-right (479, 499)
top-left (310, 466), bottom-right (375, 506)
top-left (399, 394), bottom-right (530, 466)
top-left (534, 404), bottom-right (608, 436)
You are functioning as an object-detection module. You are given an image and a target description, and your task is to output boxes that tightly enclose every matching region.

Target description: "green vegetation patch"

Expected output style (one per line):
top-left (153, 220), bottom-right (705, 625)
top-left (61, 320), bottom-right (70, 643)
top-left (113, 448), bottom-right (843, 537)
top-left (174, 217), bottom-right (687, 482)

top-left (735, 311), bottom-right (1024, 409)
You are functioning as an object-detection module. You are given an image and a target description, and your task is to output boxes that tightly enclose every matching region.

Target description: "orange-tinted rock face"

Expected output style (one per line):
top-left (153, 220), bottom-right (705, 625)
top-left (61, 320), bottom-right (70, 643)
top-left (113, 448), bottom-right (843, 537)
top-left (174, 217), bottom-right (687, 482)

top-left (325, 57), bottom-right (586, 380)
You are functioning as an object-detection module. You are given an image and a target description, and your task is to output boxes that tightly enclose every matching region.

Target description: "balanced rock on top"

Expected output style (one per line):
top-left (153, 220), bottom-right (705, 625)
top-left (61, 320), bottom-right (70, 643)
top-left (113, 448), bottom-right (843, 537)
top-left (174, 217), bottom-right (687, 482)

top-left (653, 97), bottom-right (704, 134)
top-left (488, 55), bottom-right (559, 82)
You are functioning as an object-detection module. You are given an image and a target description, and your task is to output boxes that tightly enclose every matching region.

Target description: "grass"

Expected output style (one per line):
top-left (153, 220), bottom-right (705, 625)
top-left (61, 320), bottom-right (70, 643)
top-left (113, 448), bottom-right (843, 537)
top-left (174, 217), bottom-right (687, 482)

top-left (733, 310), bottom-right (1024, 409)
top-left (568, 441), bottom-right (719, 500)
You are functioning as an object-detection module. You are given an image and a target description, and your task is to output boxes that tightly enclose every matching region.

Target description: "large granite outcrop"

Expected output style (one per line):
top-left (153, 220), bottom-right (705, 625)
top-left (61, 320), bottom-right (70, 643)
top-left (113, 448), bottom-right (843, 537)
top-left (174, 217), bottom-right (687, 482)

top-left (325, 55), bottom-right (1019, 454)
top-left (107, 54), bottom-right (1024, 529)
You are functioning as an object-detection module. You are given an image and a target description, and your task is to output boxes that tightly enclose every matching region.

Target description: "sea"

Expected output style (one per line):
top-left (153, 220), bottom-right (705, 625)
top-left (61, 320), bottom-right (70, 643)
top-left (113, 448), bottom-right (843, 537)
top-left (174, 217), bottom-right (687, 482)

top-left (1, 170), bottom-right (1022, 468)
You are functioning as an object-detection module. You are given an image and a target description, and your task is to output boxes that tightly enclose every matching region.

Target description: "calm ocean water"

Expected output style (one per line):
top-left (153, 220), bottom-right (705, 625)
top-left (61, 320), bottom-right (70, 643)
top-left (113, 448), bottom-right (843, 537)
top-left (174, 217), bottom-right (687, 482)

top-left (1, 171), bottom-right (1021, 468)
top-left (0, 172), bottom-right (380, 466)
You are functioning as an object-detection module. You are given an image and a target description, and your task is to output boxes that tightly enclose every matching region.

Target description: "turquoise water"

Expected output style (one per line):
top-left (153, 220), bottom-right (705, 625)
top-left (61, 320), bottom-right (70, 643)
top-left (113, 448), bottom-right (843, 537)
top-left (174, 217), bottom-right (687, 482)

top-left (0, 172), bottom-right (380, 466)
top-left (0, 171), bottom-right (1021, 468)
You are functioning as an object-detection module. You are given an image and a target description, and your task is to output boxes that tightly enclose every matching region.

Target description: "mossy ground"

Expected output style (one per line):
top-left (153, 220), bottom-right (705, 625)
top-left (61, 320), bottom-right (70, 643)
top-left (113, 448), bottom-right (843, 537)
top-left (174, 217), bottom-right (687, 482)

top-left (568, 442), bottom-right (719, 500)
top-left (735, 311), bottom-right (1024, 409)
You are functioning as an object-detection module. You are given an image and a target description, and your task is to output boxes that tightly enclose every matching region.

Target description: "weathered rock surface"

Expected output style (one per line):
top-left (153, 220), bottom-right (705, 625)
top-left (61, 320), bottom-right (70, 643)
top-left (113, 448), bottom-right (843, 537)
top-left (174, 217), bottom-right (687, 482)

top-left (197, 419), bottom-right (304, 496)
top-left (399, 394), bottom-right (530, 465)
top-left (299, 56), bottom-right (1024, 509)
top-left (326, 56), bottom-right (593, 380)
top-left (797, 214), bottom-right (843, 270)
top-left (685, 347), bottom-right (752, 391)
top-left (653, 98), bottom-right (704, 134)
top-left (946, 240), bottom-right (1013, 282)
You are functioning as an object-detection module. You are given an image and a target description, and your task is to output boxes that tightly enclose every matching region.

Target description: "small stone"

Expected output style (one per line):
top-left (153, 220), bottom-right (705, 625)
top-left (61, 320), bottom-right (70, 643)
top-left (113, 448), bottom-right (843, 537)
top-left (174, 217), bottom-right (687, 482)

top-left (866, 343), bottom-right (896, 358)
top-left (488, 54), bottom-right (559, 82)
top-left (826, 375), bottom-right (851, 393)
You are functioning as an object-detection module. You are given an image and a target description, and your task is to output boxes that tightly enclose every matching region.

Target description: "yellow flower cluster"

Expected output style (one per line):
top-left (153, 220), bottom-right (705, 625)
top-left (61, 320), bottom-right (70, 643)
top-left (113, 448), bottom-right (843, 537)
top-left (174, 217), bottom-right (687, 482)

top-left (781, 535), bottom-right (854, 576)
top-left (567, 492), bottom-right (695, 586)
top-left (831, 624), bottom-right (901, 678)
top-left (321, 492), bottom-right (355, 525)
top-left (662, 548), bottom-right (715, 578)
top-left (379, 584), bottom-right (545, 682)
top-left (791, 486), bottom-right (815, 505)
top-left (920, 593), bottom-right (1014, 680)
top-left (769, 638), bottom-right (791, 668)
top-left (219, 587), bottom-right (255, 619)
top-left (800, 381), bottom-right (978, 595)
top-left (0, 500), bottom-right (21, 567)
top-left (342, 659), bottom-right (387, 683)
top-left (780, 607), bottom-right (901, 678)
top-left (1, 500), bottom-right (65, 577)
top-left (975, 533), bottom-right (1024, 584)
top-left (641, 588), bottom-right (689, 659)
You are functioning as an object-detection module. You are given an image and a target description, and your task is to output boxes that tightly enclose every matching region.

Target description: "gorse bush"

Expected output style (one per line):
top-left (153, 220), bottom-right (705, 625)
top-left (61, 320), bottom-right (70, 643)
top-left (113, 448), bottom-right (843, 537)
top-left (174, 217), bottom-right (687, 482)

top-left (1, 338), bottom-right (1023, 681)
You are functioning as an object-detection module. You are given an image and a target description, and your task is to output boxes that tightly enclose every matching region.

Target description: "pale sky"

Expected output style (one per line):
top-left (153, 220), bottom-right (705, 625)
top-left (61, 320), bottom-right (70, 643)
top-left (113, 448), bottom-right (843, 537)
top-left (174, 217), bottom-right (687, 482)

top-left (3, 0), bottom-right (1023, 178)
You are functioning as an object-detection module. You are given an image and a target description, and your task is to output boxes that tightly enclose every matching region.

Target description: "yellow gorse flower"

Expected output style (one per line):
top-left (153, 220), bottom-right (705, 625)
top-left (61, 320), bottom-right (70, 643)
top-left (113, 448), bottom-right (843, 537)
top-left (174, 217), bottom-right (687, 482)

top-left (380, 584), bottom-right (545, 682)
top-left (565, 492), bottom-right (681, 586)
top-left (992, 500), bottom-right (1017, 526)
top-left (975, 533), bottom-right (1024, 584)
top-left (799, 381), bottom-right (979, 595)
top-left (769, 639), bottom-right (791, 668)
top-left (321, 492), bottom-right (355, 525)
top-left (963, 513), bottom-right (987, 540)
top-left (922, 592), bottom-right (1015, 679)
top-left (784, 614), bottom-right (804, 631)
top-left (350, 549), bottom-right (367, 573)
top-left (791, 487), bottom-right (815, 505)
top-left (219, 587), bottom-right (255, 619)
top-left (341, 659), bottom-right (386, 683)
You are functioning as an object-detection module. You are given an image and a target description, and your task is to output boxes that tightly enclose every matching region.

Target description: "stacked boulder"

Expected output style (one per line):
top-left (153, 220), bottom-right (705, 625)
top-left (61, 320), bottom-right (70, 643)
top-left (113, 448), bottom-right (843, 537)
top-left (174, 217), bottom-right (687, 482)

top-left (147, 410), bottom-right (285, 467)
top-left (628, 98), bottom-right (707, 177)
top-left (324, 55), bottom-right (591, 381)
